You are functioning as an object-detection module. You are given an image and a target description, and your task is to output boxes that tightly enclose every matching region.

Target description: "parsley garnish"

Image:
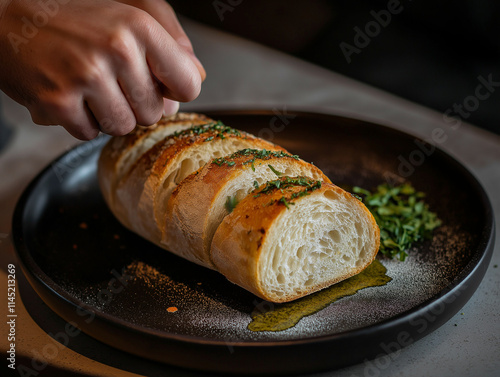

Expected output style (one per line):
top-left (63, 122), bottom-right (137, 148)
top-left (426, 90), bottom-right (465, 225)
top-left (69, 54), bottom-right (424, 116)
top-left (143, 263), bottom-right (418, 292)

top-left (256, 177), bottom-right (322, 209)
top-left (211, 149), bottom-right (299, 169)
top-left (225, 195), bottom-right (239, 213)
top-left (353, 183), bottom-right (441, 261)
top-left (268, 164), bottom-right (283, 177)
top-left (173, 120), bottom-right (241, 140)
top-left (257, 176), bottom-right (320, 195)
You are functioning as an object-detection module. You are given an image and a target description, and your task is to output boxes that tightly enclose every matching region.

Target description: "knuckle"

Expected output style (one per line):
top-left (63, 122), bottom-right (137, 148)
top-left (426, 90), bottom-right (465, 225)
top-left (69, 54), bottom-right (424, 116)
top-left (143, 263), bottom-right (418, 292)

top-left (125, 7), bottom-right (154, 34)
top-left (106, 118), bottom-right (136, 136)
top-left (106, 26), bottom-right (136, 65)
top-left (98, 107), bottom-right (136, 136)
top-left (71, 126), bottom-right (99, 141)
top-left (133, 93), bottom-right (163, 126)
top-left (36, 92), bottom-right (75, 122)
top-left (136, 110), bottom-right (162, 127)
top-left (79, 55), bottom-right (107, 86)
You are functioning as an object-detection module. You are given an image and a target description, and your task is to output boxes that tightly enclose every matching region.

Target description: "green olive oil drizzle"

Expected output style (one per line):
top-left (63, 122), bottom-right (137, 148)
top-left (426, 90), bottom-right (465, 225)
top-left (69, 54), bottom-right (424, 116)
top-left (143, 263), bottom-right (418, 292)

top-left (248, 259), bottom-right (391, 332)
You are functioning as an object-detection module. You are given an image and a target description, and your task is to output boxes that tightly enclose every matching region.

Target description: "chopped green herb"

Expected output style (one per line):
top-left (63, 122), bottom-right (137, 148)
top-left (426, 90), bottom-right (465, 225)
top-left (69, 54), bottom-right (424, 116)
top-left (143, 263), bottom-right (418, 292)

top-left (225, 195), bottom-right (239, 213)
top-left (257, 176), bottom-right (321, 195)
top-left (290, 190), bottom-right (311, 200)
top-left (173, 120), bottom-right (241, 140)
top-left (278, 196), bottom-right (294, 209)
top-left (256, 177), bottom-right (322, 209)
top-left (212, 157), bottom-right (236, 167)
top-left (211, 149), bottom-right (297, 169)
top-left (253, 180), bottom-right (260, 189)
top-left (268, 164), bottom-right (283, 177)
top-left (212, 158), bottom-right (225, 166)
top-left (353, 183), bottom-right (441, 261)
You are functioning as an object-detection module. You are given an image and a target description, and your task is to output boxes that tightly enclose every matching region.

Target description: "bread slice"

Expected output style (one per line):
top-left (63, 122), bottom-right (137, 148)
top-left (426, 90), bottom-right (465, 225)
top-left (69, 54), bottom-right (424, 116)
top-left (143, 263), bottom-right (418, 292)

top-left (98, 112), bottom-right (212, 226)
top-left (211, 177), bottom-right (380, 303)
top-left (114, 122), bottom-right (285, 250)
top-left (166, 149), bottom-right (332, 269)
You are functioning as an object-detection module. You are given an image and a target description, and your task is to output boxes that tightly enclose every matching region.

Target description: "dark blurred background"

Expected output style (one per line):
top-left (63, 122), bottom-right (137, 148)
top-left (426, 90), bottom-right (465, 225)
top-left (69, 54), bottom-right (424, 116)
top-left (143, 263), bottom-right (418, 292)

top-left (170, 0), bottom-right (500, 135)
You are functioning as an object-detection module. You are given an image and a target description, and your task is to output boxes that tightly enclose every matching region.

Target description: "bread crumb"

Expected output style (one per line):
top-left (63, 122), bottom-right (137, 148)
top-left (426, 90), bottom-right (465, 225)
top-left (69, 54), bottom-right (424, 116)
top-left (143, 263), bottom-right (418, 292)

top-left (167, 307), bottom-right (178, 313)
top-left (79, 222), bottom-right (88, 229)
top-left (113, 234), bottom-right (120, 240)
top-left (72, 244), bottom-right (78, 250)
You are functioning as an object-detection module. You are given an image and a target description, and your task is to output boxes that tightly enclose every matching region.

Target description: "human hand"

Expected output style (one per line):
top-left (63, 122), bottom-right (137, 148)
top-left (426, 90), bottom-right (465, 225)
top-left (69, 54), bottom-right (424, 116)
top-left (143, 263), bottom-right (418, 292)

top-left (0, 0), bottom-right (205, 140)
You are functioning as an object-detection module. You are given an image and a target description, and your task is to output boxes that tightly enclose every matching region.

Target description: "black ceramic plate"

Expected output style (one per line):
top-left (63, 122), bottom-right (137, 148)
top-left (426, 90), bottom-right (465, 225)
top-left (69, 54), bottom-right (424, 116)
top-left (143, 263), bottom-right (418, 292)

top-left (13, 111), bottom-right (495, 375)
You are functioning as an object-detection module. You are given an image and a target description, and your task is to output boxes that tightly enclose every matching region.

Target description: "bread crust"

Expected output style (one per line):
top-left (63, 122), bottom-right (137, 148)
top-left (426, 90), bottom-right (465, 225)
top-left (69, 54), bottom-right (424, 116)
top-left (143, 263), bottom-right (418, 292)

top-left (98, 113), bottom-right (212, 228)
top-left (114, 124), bottom-right (285, 264)
top-left (211, 181), bottom-right (380, 303)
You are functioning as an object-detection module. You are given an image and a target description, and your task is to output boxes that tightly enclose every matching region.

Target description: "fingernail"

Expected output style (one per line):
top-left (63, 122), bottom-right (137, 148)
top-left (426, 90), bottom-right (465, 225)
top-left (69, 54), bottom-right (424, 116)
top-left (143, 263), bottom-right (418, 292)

top-left (163, 99), bottom-right (180, 117)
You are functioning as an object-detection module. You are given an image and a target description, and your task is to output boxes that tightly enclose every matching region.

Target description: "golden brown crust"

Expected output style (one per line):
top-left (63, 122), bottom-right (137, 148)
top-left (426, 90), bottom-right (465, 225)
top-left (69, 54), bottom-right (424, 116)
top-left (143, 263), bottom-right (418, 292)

top-left (98, 113), bottom-right (212, 229)
top-left (211, 181), bottom-right (380, 302)
top-left (114, 122), bottom-right (286, 263)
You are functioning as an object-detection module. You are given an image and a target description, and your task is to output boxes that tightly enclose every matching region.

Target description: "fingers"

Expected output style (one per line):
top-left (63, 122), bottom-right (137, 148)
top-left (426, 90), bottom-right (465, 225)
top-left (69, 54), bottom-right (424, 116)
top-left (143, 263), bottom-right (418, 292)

top-left (112, 39), bottom-right (164, 126)
top-left (28, 94), bottom-right (100, 141)
top-left (144, 1), bottom-right (206, 82)
top-left (142, 26), bottom-right (202, 103)
top-left (116, 0), bottom-right (206, 82)
top-left (175, 37), bottom-right (206, 83)
top-left (65, 104), bottom-right (101, 140)
top-left (84, 79), bottom-right (137, 136)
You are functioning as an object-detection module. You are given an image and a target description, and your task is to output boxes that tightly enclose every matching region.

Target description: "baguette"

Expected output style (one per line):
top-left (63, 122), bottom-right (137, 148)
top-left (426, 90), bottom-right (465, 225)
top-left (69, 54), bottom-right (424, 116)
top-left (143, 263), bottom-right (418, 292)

top-left (99, 113), bottom-right (213, 229)
top-left (106, 121), bottom-right (284, 247)
top-left (98, 112), bottom-right (380, 303)
top-left (165, 149), bottom-right (332, 268)
top-left (211, 177), bottom-right (380, 303)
